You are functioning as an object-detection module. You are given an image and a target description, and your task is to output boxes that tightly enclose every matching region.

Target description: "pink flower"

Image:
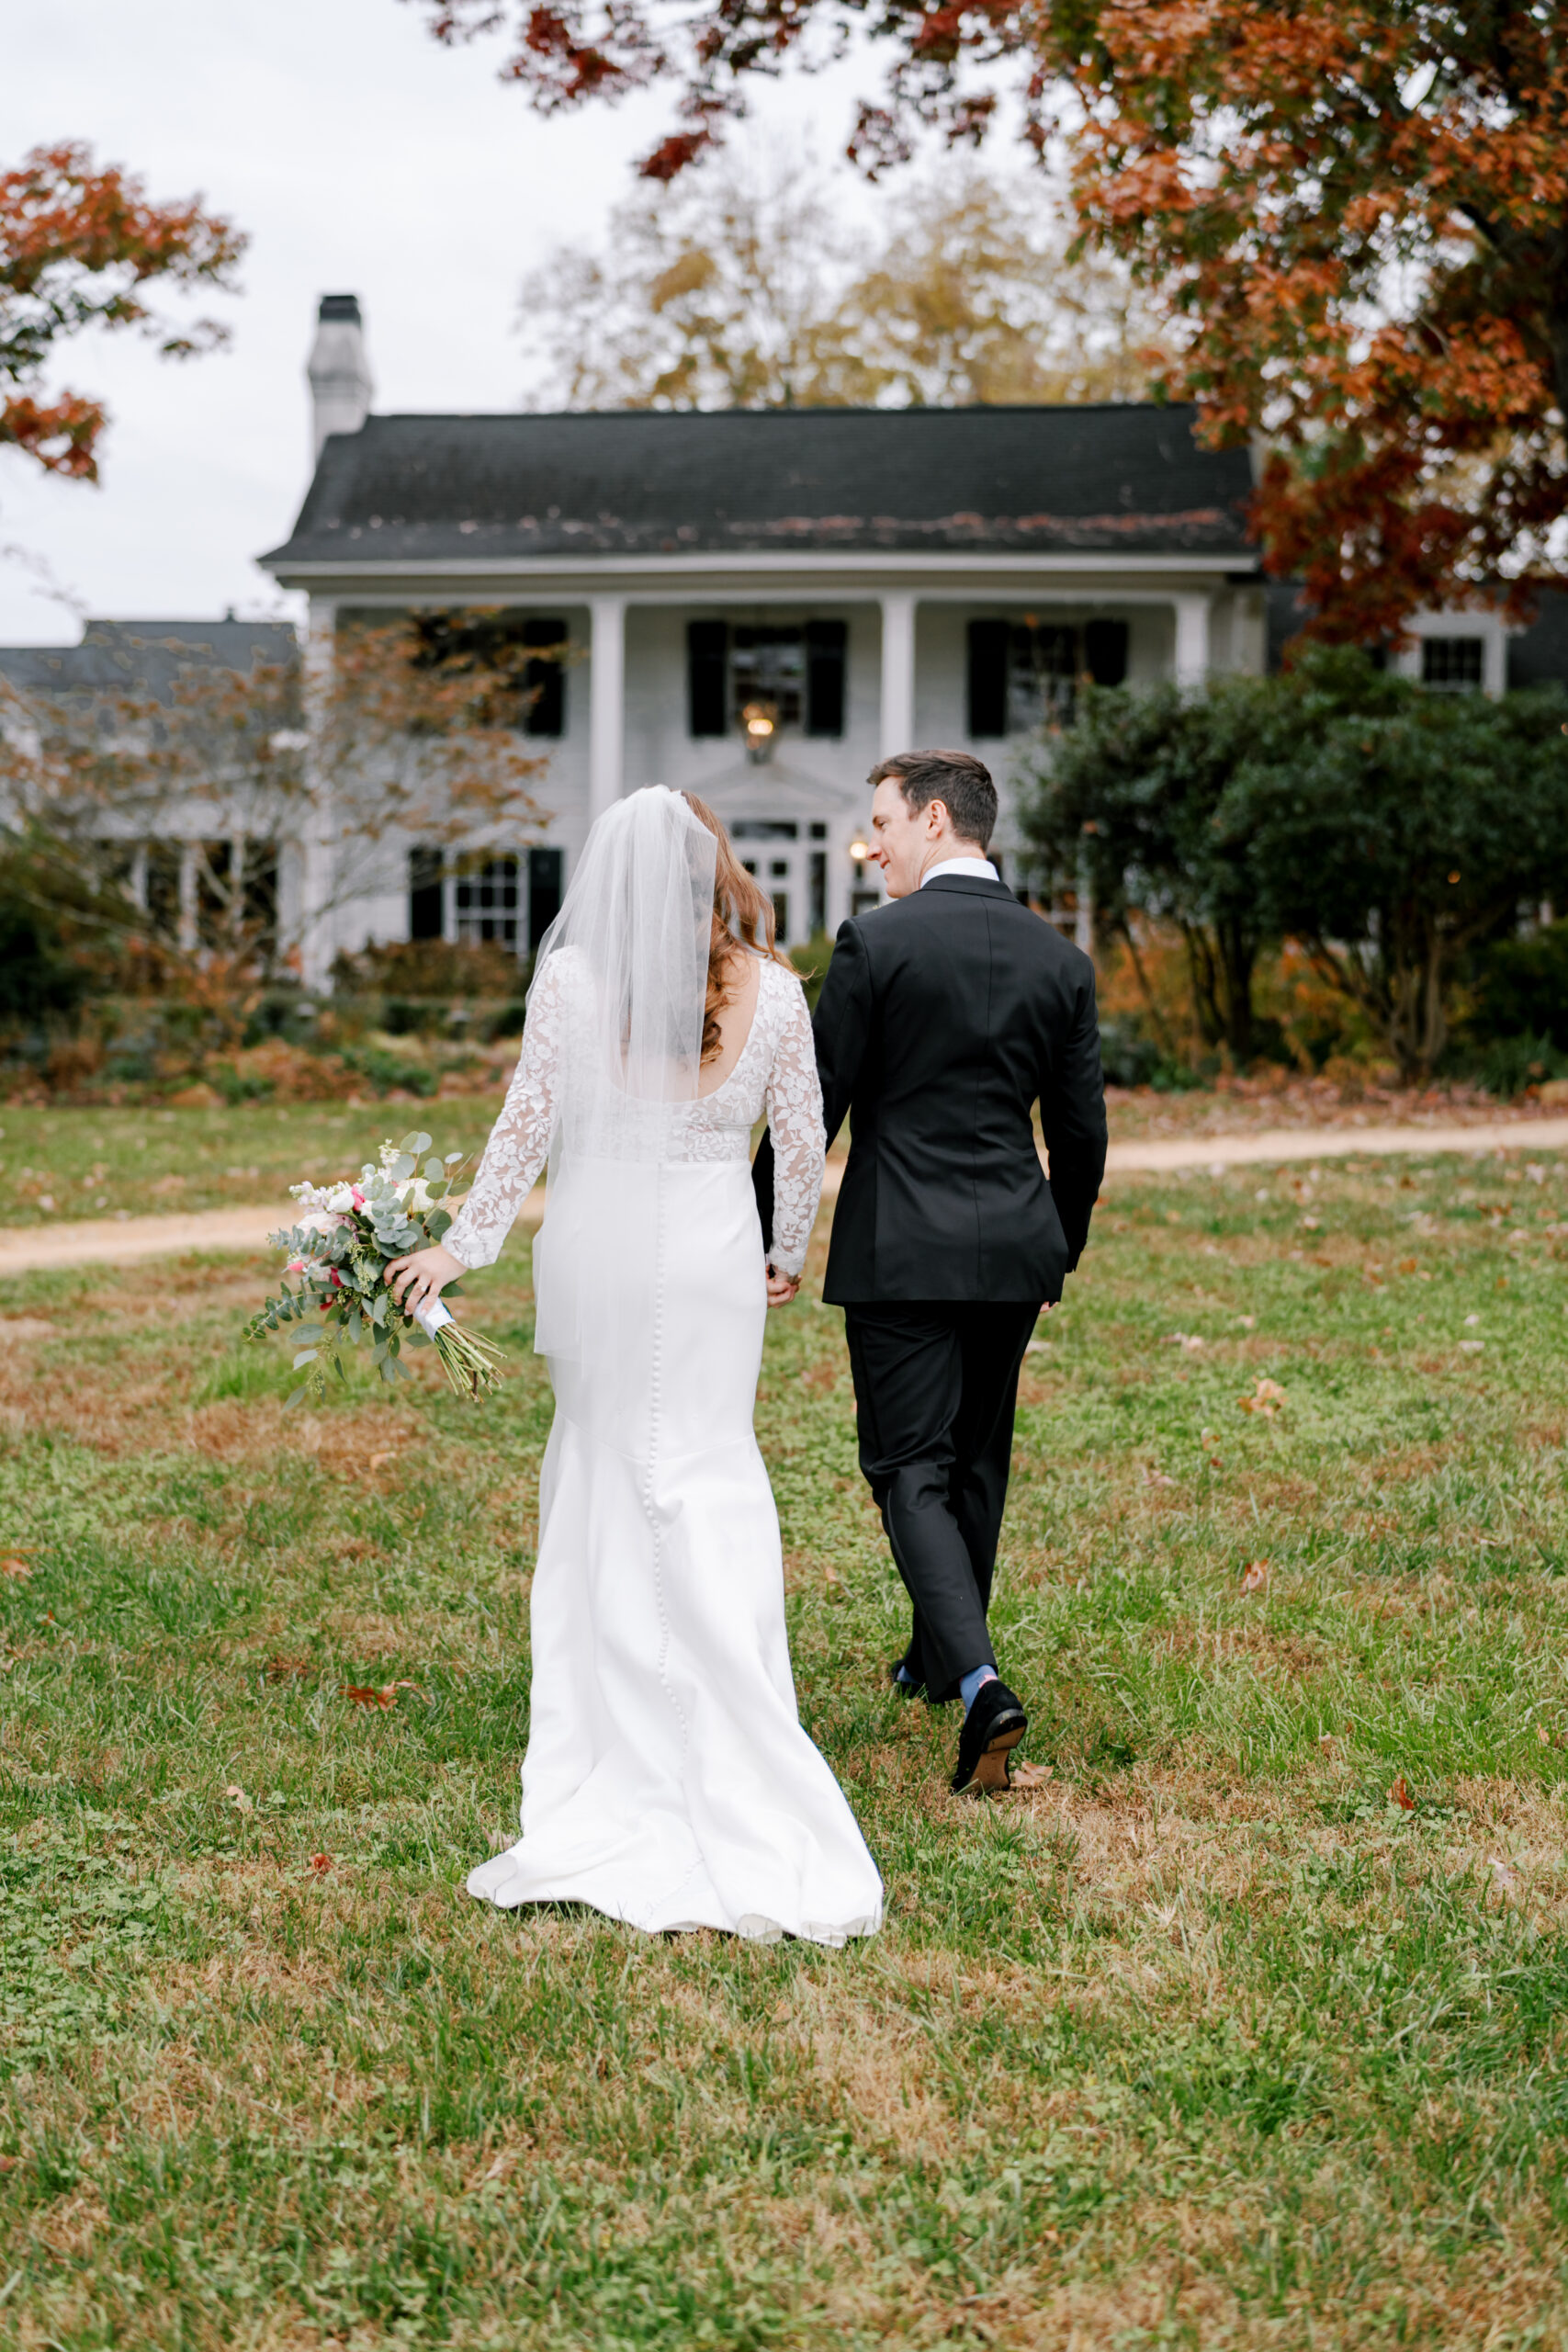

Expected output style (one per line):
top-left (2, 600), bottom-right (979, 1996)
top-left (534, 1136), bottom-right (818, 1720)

top-left (350, 1186), bottom-right (365, 1208)
top-left (327, 1268), bottom-right (344, 1288)
top-left (286, 1258), bottom-right (305, 1275)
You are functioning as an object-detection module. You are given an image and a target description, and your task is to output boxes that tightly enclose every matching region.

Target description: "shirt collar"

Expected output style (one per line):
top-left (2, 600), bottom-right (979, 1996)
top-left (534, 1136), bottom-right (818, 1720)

top-left (919, 854), bottom-right (999, 888)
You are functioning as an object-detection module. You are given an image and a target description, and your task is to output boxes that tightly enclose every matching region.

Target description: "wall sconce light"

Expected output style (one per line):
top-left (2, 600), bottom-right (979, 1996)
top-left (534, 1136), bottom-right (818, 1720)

top-left (849, 833), bottom-right (870, 862)
top-left (741, 701), bottom-right (776, 763)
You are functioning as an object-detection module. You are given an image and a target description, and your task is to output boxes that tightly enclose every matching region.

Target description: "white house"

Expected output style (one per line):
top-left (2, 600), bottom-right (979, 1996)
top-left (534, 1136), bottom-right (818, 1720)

top-left (259, 295), bottom-right (1273, 983)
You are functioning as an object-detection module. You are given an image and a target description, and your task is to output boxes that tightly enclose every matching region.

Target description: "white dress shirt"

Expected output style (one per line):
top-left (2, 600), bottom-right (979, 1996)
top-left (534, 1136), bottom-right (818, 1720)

top-left (919, 855), bottom-right (999, 887)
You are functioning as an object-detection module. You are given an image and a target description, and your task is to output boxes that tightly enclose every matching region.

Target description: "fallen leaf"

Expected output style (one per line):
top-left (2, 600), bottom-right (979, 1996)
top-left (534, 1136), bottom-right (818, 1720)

top-left (1399, 1258), bottom-right (1418, 1275)
top-left (0, 1556), bottom-right (31, 1580)
top-left (1317, 1734), bottom-right (1337, 1755)
top-left (1240, 1559), bottom-right (1269, 1593)
top-left (1489, 1856), bottom-right (1519, 1894)
top-left (308, 1852), bottom-right (333, 1875)
top-left (368, 1451), bottom-right (399, 1471)
top-left (340, 1679), bottom-right (423, 1709)
top-left (1009, 1759), bottom-right (1054, 1791)
top-left (1536, 1723), bottom-right (1551, 1746)
top-left (1390, 1775), bottom-right (1416, 1812)
top-left (265, 1655), bottom-right (310, 1683)
top-left (823, 1564), bottom-right (841, 1586)
top-left (225, 1783), bottom-right (254, 1815)
top-left (1238, 1377), bottom-right (1287, 1417)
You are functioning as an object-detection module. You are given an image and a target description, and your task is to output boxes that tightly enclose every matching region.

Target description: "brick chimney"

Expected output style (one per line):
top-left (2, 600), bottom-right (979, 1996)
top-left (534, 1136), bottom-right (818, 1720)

top-left (307, 293), bottom-right (373, 465)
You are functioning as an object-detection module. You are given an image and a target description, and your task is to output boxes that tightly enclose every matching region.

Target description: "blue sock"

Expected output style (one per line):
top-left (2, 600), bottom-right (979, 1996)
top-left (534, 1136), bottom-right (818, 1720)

top-left (895, 1664), bottom-right (918, 1688)
top-left (960, 1664), bottom-right (998, 1713)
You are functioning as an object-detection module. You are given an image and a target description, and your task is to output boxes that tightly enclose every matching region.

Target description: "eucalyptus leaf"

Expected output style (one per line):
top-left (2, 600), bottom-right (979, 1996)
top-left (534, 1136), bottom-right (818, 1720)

top-left (423, 1157), bottom-right (444, 1181)
top-left (292, 1349), bottom-right (319, 1371)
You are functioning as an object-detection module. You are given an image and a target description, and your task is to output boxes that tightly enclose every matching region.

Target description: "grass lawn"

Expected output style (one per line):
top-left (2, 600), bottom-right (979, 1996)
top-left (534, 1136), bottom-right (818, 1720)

top-left (3, 1132), bottom-right (1568, 2346)
top-left (0, 1102), bottom-right (510, 1228)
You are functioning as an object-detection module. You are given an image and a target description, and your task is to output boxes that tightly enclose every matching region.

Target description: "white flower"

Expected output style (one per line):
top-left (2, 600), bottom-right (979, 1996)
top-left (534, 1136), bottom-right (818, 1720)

top-left (324, 1182), bottom-right (355, 1213)
top-left (399, 1176), bottom-right (434, 1214)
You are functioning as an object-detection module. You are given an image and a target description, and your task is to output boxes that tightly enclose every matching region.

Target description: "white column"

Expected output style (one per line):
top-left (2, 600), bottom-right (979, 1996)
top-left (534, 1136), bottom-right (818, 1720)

top-left (296, 596), bottom-right (336, 990)
top-left (1173, 593), bottom-right (1212, 686)
top-left (589, 594), bottom-right (626, 820)
top-left (177, 842), bottom-right (199, 954)
top-left (879, 592), bottom-right (916, 758)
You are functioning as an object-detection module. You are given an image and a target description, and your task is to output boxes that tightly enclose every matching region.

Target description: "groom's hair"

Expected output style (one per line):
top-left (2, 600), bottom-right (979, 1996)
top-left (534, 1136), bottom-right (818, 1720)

top-left (868, 751), bottom-right (998, 852)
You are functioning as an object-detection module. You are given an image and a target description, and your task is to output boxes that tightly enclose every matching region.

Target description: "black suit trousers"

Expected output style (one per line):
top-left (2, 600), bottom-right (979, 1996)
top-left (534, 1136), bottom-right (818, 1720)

top-left (844, 1300), bottom-right (1040, 1702)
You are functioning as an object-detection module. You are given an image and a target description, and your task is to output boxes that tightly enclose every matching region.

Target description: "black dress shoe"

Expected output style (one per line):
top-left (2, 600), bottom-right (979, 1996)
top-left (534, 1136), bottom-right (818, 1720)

top-left (951, 1678), bottom-right (1028, 1795)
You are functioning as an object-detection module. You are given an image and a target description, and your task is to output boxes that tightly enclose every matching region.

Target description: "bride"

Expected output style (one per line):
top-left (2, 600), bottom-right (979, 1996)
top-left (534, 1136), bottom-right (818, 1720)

top-left (388, 786), bottom-right (883, 1946)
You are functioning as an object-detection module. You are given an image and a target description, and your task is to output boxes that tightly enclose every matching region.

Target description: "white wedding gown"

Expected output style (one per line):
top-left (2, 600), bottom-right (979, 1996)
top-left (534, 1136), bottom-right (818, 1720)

top-left (445, 951), bottom-right (884, 1946)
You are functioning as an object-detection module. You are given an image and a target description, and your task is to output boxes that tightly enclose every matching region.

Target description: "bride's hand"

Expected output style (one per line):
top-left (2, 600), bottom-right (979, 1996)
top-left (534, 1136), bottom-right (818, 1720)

top-left (385, 1241), bottom-right (468, 1317)
top-left (765, 1261), bottom-right (802, 1309)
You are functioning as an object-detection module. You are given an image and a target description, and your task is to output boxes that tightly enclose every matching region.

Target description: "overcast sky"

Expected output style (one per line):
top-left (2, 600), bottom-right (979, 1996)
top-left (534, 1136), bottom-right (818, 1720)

top-left (0, 0), bottom-right (895, 643)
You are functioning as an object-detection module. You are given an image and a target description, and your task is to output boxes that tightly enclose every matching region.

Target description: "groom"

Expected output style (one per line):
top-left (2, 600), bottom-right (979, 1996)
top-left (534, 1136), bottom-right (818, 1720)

top-left (755, 750), bottom-right (1107, 1794)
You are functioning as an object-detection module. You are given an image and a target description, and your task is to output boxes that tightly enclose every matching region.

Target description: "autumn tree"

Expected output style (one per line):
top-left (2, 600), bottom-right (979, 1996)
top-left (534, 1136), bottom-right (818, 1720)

top-left (423, 0), bottom-right (1568, 637)
top-left (2, 141), bottom-right (243, 481)
top-left (0, 616), bottom-right (552, 979)
top-left (521, 156), bottom-right (1163, 410)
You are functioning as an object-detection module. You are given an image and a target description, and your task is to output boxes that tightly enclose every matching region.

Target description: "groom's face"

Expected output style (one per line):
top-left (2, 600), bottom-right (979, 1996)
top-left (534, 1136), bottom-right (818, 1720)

top-left (869, 778), bottom-right (942, 899)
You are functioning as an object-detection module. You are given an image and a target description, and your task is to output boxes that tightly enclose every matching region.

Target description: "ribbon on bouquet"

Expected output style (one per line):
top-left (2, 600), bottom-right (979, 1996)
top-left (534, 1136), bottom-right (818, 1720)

top-left (412, 1296), bottom-right (456, 1340)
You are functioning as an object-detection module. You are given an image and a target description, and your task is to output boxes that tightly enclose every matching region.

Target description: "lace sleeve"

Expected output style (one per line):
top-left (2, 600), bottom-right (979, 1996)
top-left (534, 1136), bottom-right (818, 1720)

top-left (444, 957), bottom-right (568, 1271)
top-left (763, 974), bottom-right (825, 1277)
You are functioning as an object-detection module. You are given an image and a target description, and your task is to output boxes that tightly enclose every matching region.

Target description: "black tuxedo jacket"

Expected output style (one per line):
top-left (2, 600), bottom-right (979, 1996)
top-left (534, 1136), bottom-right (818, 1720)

top-left (754, 872), bottom-right (1108, 1306)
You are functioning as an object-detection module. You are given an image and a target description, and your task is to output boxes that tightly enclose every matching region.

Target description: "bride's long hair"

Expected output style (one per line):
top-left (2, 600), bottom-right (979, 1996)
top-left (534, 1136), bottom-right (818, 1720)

top-left (681, 793), bottom-right (795, 1065)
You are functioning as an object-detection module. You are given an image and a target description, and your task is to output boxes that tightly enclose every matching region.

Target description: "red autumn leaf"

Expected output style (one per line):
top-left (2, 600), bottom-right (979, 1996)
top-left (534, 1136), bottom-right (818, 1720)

top-left (1390, 1775), bottom-right (1416, 1811)
top-left (1, 143), bottom-right (244, 483)
top-left (339, 1679), bottom-right (423, 1709)
top-left (308, 1852), bottom-right (333, 1875)
top-left (1240, 1559), bottom-right (1269, 1593)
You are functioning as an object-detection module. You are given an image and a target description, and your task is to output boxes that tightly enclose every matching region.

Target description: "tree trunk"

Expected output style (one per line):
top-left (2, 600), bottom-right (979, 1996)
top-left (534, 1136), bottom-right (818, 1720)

top-left (1118, 917), bottom-right (1180, 1064)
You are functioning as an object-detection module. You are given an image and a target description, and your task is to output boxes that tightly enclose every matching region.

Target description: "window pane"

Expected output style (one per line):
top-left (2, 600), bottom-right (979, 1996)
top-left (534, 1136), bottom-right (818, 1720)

top-left (454, 856), bottom-right (521, 951)
top-left (1009, 623), bottom-right (1078, 731)
top-left (732, 627), bottom-right (805, 729)
top-left (1422, 636), bottom-right (1484, 691)
top-left (772, 890), bottom-right (790, 943)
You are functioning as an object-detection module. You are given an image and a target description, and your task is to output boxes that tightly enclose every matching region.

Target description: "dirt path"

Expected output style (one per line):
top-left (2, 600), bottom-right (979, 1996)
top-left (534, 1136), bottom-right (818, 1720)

top-left (3, 1114), bottom-right (1566, 1278)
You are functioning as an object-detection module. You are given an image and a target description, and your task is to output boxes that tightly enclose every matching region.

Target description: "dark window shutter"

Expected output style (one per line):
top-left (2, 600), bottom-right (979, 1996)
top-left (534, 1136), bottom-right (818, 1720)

top-left (409, 847), bottom-right (443, 941)
top-left (523, 617), bottom-right (566, 737)
top-left (805, 618), bottom-right (846, 737)
top-left (688, 620), bottom-right (728, 738)
top-left (967, 620), bottom-right (1010, 737)
top-left (1084, 618), bottom-right (1130, 688)
top-left (528, 846), bottom-right (564, 949)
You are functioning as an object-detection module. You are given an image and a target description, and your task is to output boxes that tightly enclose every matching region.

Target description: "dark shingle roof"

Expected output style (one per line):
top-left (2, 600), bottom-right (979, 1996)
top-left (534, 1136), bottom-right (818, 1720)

top-left (0, 619), bottom-right (298, 706)
top-left (261, 405), bottom-right (1258, 569)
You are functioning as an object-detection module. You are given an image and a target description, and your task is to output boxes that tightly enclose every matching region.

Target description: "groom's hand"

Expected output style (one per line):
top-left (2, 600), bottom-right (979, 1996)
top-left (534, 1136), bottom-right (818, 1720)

top-left (765, 1261), bottom-right (802, 1309)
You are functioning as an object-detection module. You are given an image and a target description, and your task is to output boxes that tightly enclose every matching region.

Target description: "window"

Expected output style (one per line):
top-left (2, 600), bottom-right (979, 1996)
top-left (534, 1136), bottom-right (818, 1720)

top-left (1422, 636), bottom-right (1485, 693)
top-left (969, 618), bottom-right (1087, 735)
top-left (686, 620), bottom-right (847, 740)
top-left (732, 820), bottom-right (798, 842)
top-left (809, 850), bottom-right (827, 933)
top-left (1010, 623), bottom-right (1078, 730)
top-left (455, 856), bottom-right (522, 950)
top-left (411, 845), bottom-right (563, 953)
top-left (732, 627), bottom-right (805, 729)
top-left (403, 608), bottom-right (567, 732)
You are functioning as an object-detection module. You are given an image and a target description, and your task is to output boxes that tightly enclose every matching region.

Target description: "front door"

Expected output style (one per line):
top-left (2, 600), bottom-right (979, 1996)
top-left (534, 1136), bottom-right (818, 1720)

top-left (729, 820), bottom-right (829, 948)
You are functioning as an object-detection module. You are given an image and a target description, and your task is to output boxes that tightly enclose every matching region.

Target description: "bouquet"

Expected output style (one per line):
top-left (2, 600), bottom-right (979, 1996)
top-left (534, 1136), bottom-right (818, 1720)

top-left (244, 1131), bottom-right (507, 1407)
